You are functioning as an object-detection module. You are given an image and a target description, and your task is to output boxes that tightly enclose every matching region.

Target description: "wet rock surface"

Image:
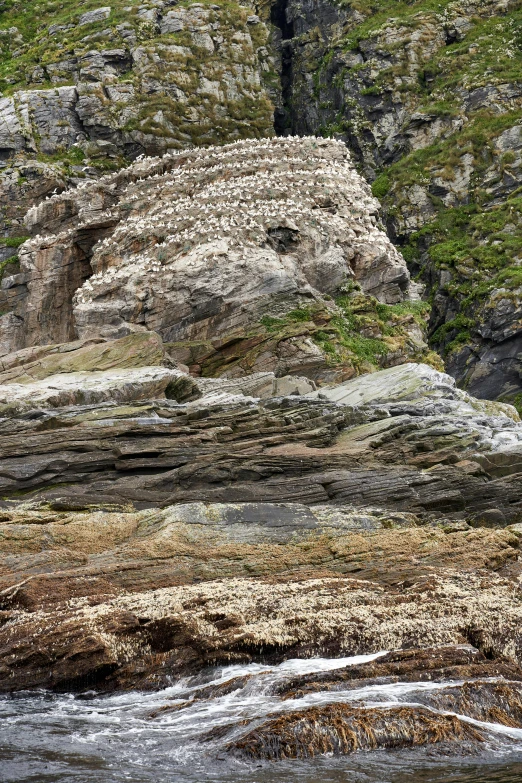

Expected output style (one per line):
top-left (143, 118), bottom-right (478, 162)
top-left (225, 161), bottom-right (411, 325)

top-left (0, 363), bottom-right (521, 768)
top-left (228, 703), bottom-right (485, 759)
top-left (275, 647), bottom-right (522, 701)
top-left (4, 548), bottom-right (522, 692)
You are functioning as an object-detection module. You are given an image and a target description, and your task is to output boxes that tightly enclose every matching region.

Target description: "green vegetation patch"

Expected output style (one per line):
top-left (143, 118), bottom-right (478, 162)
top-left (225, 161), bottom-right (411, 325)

top-left (0, 255), bottom-right (21, 285)
top-left (260, 294), bottom-right (437, 374)
top-left (313, 293), bottom-right (437, 372)
top-left (166, 294), bottom-right (438, 380)
top-left (398, 194), bottom-right (522, 355)
top-left (0, 235), bottom-right (29, 248)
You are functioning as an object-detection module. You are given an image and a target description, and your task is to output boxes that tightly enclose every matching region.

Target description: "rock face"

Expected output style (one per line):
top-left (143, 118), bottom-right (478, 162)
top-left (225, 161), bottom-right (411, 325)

top-left (0, 1), bottom-right (274, 237)
top-left (0, 331), bottom-right (166, 383)
top-left (1, 137), bottom-right (432, 381)
top-left (0, 314), bottom-right (520, 770)
top-left (264, 0), bottom-right (522, 405)
top-left (2, 501), bottom-right (522, 693)
top-left (1, 8), bottom-right (522, 770)
top-left (0, 11), bottom-right (273, 159)
top-left (1, 0), bottom-right (521, 407)
top-left (0, 360), bottom-right (520, 515)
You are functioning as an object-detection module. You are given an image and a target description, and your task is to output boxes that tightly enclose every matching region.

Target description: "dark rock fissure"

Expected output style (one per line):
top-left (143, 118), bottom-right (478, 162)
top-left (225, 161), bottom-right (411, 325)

top-left (271, 0), bottom-right (295, 135)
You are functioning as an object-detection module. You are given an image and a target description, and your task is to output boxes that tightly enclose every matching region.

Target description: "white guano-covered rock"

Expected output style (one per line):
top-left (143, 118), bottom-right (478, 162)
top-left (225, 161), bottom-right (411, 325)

top-left (309, 362), bottom-right (520, 420)
top-left (32, 137), bottom-right (414, 347)
top-left (308, 362), bottom-right (522, 456)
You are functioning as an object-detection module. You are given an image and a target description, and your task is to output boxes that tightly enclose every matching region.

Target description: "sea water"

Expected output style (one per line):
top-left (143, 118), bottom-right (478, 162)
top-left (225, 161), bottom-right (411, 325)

top-left (2, 653), bottom-right (522, 783)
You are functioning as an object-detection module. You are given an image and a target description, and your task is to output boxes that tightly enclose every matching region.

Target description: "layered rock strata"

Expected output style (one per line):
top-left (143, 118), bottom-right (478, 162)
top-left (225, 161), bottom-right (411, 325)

top-left (2, 507), bottom-right (522, 693)
top-left (0, 362), bottom-right (520, 691)
top-left (0, 358), bottom-right (521, 766)
top-left (0, 361), bottom-right (520, 515)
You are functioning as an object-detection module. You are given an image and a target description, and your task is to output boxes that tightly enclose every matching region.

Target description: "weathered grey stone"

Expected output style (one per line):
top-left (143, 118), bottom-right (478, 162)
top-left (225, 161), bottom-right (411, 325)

top-left (78, 7), bottom-right (111, 26)
top-left (0, 361), bottom-right (520, 517)
top-left (160, 11), bottom-right (185, 34)
top-left (0, 366), bottom-right (186, 408)
top-left (0, 331), bottom-right (167, 383)
top-left (309, 362), bottom-right (520, 422)
top-left (48, 23), bottom-right (73, 36)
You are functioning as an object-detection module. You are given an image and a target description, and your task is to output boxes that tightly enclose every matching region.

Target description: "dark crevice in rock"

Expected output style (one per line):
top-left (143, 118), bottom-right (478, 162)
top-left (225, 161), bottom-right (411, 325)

top-left (52, 664), bottom-right (120, 693)
top-left (266, 225), bottom-right (300, 252)
top-left (271, 0), bottom-right (295, 135)
top-left (462, 627), bottom-right (497, 661)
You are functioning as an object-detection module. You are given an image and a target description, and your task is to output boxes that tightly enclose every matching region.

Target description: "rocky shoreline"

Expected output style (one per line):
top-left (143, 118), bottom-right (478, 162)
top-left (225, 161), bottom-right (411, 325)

top-left (1, 359), bottom-right (522, 719)
top-left (0, 137), bottom-right (520, 770)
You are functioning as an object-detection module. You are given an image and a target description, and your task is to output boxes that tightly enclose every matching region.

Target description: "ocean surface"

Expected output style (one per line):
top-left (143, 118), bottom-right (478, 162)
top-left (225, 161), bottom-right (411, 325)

top-left (2, 653), bottom-right (522, 783)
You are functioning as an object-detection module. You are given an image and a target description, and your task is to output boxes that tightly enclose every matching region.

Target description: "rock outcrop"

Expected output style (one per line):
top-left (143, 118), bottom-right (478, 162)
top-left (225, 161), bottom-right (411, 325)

top-left (0, 287), bottom-right (520, 770)
top-left (1, 137), bottom-right (433, 381)
top-left (229, 703), bottom-right (485, 759)
top-left (0, 361), bottom-right (520, 514)
top-left (0, 1), bottom-right (274, 236)
top-left (1, 0), bottom-right (521, 406)
top-left (0, 358), bottom-right (520, 698)
top-left (2, 504), bottom-right (522, 692)
top-left (0, 5), bottom-right (273, 158)
top-left (1, 8), bottom-right (522, 771)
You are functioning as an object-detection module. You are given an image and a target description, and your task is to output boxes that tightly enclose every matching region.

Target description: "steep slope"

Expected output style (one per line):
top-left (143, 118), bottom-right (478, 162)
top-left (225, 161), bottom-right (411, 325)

top-left (0, 0), bottom-right (275, 249)
top-left (1, 13), bottom-right (522, 763)
top-left (266, 0), bottom-right (522, 406)
top-left (2, 0), bottom-right (521, 407)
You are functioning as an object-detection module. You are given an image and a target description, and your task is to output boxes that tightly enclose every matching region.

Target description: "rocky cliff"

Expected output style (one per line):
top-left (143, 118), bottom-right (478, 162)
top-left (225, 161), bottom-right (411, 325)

top-left (1, 0), bottom-right (521, 406)
top-left (0, 357), bottom-right (521, 689)
top-left (1, 136), bottom-right (436, 377)
top-left (0, 0), bottom-right (275, 250)
top-left (1, 4), bottom-right (522, 771)
top-left (266, 0), bottom-right (522, 406)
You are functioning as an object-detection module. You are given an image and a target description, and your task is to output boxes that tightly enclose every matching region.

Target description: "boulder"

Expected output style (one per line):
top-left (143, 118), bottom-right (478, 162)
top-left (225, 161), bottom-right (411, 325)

top-left (0, 366), bottom-right (184, 408)
top-left (309, 361), bottom-right (520, 421)
top-left (78, 7), bottom-right (111, 26)
top-left (0, 331), bottom-right (166, 383)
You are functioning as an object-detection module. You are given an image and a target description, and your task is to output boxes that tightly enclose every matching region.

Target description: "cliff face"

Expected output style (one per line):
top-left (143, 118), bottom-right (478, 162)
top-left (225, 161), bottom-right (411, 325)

top-left (0, 3), bottom-right (273, 155)
top-left (0, 0), bottom-right (275, 244)
top-left (268, 0), bottom-right (522, 407)
top-left (0, 359), bottom-right (521, 696)
top-left (1, 0), bottom-right (521, 406)
top-left (1, 11), bottom-right (522, 745)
